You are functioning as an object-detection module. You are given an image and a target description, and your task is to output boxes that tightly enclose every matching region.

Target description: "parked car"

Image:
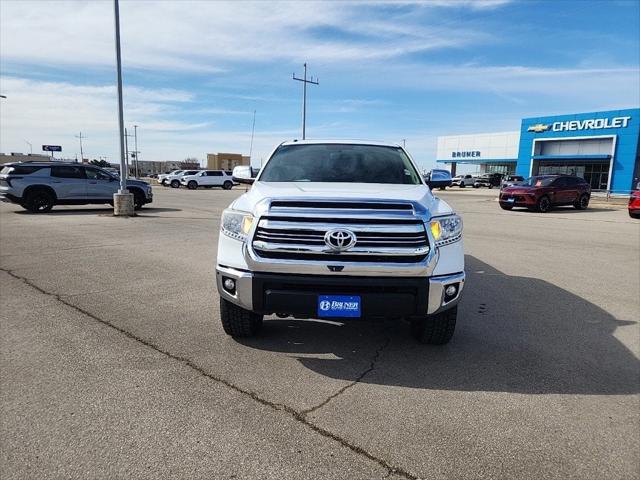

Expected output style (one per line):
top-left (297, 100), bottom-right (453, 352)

top-left (473, 173), bottom-right (503, 189)
top-left (501, 175), bottom-right (525, 188)
top-left (164, 170), bottom-right (200, 188)
top-left (180, 170), bottom-right (235, 190)
top-left (424, 169), bottom-right (452, 190)
top-left (0, 162), bottom-right (153, 212)
top-left (499, 175), bottom-right (590, 212)
top-left (158, 170), bottom-right (182, 185)
top-left (628, 191), bottom-right (640, 218)
top-left (217, 140), bottom-right (465, 345)
top-left (451, 174), bottom-right (475, 188)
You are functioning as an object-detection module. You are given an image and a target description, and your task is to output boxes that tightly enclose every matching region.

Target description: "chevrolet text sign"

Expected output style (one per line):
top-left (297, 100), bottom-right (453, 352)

top-left (551, 116), bottom-right (631, 132)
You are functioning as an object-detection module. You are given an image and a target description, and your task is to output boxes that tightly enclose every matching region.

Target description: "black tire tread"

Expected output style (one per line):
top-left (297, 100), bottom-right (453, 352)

top-left (574, 193), bottom-right (589, 210)
top-left (220, 298), bottom-right (263, 337)
top-left (536, 195), bottom-right (552, 213)
top-left (24, 188), bottom-right (55, 213)
top-left (411, 306), bottom-right (457, 345)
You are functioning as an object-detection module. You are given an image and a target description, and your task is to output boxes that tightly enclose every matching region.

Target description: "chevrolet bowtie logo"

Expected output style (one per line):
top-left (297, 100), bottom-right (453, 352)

top-left (528, 123), bottom-right (550, 133)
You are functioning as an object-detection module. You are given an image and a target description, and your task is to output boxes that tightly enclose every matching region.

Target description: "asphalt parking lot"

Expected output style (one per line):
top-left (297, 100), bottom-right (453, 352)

top-left (1, 186), bottom-right (638, 479)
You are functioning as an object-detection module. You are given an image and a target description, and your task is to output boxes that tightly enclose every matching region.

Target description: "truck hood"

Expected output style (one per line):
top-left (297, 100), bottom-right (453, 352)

top-left (231, 181), bottom-right (455, 218)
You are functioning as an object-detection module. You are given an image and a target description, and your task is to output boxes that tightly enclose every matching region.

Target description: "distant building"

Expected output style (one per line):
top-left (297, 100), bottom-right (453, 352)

top-left (207, 153), bottom-right (250, 171)
top-left (110, 160), bottom-right (183, 176)
top-left (0, 153), bottom-right (56, 164)
top-left (436, 108), bottom-right (639, 192)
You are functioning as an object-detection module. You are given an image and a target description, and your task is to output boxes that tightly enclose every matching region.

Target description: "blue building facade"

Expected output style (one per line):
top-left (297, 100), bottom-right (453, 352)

top-left (437, 108), bottom-right (639, 192)
top-left (517, 108), bottom-right (639, 193)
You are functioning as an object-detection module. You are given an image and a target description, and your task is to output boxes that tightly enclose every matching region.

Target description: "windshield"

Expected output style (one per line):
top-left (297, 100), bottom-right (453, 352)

top-left (522, 176), bottom-right (556, 187)
top-left (259, 144), bottom-right (422, 184)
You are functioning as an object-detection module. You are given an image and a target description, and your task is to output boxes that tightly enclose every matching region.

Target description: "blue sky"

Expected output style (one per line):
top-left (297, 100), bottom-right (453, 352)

top-left (1, 0), bottom-right (638, 170)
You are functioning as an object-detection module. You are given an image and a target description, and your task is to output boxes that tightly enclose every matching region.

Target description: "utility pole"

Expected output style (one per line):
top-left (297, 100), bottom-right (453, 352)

top-left (125, 127), bottom-right (131, 177)
top-left (402, 139), bottom-right (406, 149)
top-left (133, 125), bottom-right (139, 179)
top-left (75, 132), bottom-right (86, 162)
top-left (292, 63), bottom-right (319, 140)
top-left (249, 110), bottom-right (256, 160)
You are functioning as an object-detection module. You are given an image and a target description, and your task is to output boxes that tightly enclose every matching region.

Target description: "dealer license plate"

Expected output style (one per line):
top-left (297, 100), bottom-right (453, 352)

top-left (506, 197), bottom-right (515, 203)
top-left (318, 295), bottom-right (361, 318)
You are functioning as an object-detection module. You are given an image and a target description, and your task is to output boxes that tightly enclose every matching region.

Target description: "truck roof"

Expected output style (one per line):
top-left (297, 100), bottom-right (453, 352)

top-left (279, 139), bottom-right (403, 148)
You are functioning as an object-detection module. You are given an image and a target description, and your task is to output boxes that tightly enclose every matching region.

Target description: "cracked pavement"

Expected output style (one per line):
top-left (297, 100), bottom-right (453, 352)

top-left (1, 187), bottom-right (638, 479)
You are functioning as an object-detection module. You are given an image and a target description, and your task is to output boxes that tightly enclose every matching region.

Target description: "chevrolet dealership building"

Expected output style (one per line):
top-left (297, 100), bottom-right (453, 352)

top-left (436, 108), bottom-right (640, 192)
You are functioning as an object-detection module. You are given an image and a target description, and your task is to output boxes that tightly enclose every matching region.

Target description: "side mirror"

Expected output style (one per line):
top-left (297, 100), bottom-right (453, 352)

top-left (232, 165), bottom-right (256, 184)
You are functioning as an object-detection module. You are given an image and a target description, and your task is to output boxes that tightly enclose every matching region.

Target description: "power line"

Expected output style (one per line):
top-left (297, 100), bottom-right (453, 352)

top-left (292, 63), bottom-right (319, 140)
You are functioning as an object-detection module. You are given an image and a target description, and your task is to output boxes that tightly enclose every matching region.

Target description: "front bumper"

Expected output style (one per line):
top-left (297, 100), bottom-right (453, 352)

top-left (499, 192), bottom-right (536, 207)
top-left (216, 265), bottom-right (464, 318)
top-left (0, 193), bottom-right (21, 204)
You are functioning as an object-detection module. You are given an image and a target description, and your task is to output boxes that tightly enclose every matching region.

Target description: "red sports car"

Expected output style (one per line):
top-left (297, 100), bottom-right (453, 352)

top-left (629, 191), bottom-right (640, 218)
top-left (499, 175), bottom-right (591, 213)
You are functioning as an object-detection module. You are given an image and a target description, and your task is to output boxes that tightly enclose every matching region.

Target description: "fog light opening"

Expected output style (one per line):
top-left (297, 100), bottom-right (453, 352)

top-left (444, 283), bottom-right (459, 302)
top-left (223, 277), bottom-right (236, 294)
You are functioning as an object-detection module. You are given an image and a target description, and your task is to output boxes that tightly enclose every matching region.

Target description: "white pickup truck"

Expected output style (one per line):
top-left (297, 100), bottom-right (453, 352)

top-left (215, 140), bottom-right (465, 344)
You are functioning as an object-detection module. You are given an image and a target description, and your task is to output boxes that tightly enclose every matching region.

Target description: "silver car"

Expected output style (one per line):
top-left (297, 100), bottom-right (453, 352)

top-left (0, 162), bottom-right (153, 213)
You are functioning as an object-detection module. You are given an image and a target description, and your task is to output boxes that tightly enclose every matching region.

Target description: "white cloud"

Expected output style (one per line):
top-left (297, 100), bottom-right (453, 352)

top-left (0, 76), bottom-right (292, 163)
top-left (0, 1), bottom-right (493, 72)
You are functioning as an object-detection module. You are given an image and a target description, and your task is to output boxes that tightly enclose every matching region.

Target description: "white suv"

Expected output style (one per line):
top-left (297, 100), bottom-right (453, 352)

top-left (215, 140), bottom-right (465, 345)
top-left (180, 170), bottom-right (235, 190)
top-left (163, 170), bottom-right (200, 188)
top-left (451, 174), bottom-right (476, 188)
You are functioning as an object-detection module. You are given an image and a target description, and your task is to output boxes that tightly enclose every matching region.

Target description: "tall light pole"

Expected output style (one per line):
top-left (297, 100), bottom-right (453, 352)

top-left (133, 124), bottom-right (139, 178)
top-left (292, 63), bottom-right (319, 140)
top-left (24, 140), bottom-right (32, 154)
top-left (112, 0), bottom-right (133, 215)
top-left (125, 127), bottom-right (130, 176)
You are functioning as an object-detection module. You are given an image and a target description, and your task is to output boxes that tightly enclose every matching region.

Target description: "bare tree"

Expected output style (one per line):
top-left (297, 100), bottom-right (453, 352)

top-left (179, 157), bottom-right (201, 169)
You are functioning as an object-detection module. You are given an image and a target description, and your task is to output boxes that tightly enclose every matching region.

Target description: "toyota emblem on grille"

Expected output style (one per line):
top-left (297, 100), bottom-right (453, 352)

top-left (324, 229), bottom-right (357, 252)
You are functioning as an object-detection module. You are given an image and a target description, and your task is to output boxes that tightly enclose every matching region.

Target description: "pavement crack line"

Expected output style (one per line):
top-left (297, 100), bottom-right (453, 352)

top-left (301, 336), bottom-right (391, 416)
top-left (0, 268), bottom-right (419, 480)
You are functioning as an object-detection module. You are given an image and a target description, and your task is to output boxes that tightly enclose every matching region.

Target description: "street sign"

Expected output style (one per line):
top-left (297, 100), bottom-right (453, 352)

top-left (42, 145), bottom-right (62, 152)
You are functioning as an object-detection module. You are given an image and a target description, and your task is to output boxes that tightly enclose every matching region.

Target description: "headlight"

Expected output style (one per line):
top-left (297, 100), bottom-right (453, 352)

top-left (221, 209), bottom-right (254, 241)
top-left (429, 214), bottom-right (463, 246)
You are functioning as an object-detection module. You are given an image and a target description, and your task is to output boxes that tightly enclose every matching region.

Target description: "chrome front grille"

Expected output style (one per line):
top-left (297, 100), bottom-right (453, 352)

top-left (252, 214), bottom-right (430, 263)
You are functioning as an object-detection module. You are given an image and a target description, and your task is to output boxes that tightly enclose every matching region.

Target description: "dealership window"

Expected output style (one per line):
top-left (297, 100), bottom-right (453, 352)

top-left (536, 161), bottom-right (610, 190)
top-left (485, 163), bottom-right (516, 175)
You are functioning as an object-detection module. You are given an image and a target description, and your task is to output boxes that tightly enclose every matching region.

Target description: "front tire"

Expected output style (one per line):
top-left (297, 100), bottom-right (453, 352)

top-left (133, 191), bottom-right (145, 210)
top-left (171, 180), bottom-right (180, 188)
top-left (24, 189), bottom-right (55, 213)
top-left (223, 181), bottom-right (233, 190)
top-left (411, 306), bottom-right (457, 345)
top-left (161, 179), bottom-right (168, 186)
top-left (187, 180), bottom-right (198, 190)
top-left (574, 193), bottom-right (589, 210)
top-left (536, 195), bottom-right (552, 213)
top-left (220, 298), bottom-right (263, 337)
